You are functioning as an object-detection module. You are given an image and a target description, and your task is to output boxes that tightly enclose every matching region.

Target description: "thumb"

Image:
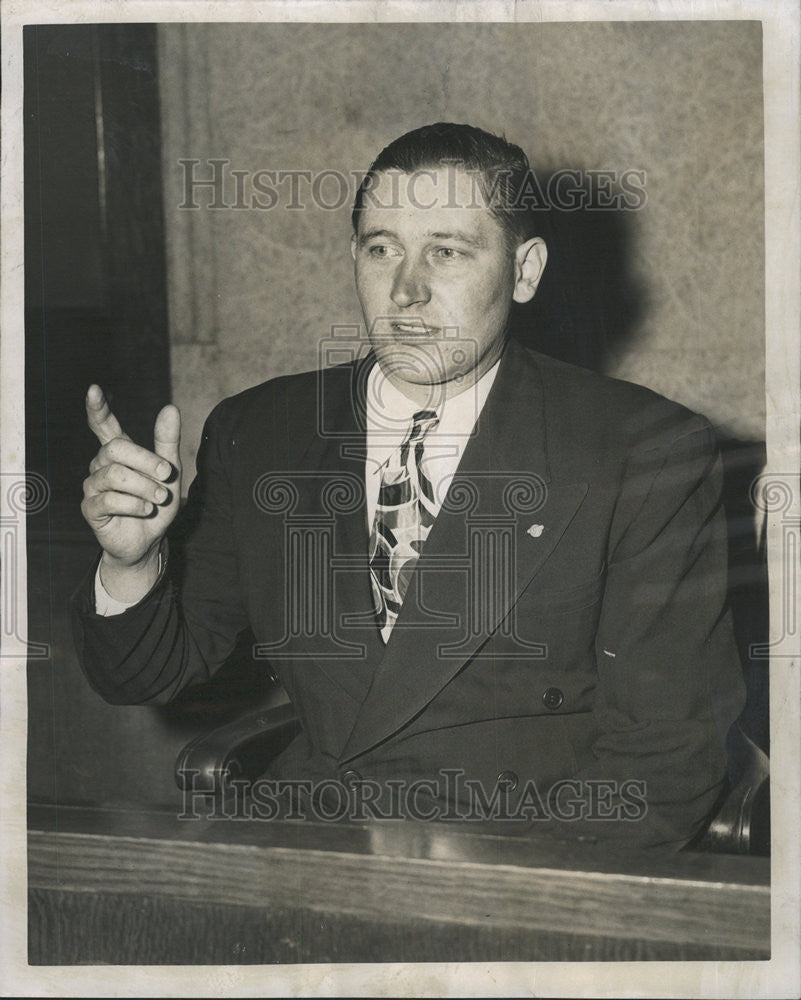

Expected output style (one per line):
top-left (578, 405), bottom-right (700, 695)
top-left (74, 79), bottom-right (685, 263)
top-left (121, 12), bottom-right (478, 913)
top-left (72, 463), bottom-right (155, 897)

top-left (153, 404), bottom-right (181, 469)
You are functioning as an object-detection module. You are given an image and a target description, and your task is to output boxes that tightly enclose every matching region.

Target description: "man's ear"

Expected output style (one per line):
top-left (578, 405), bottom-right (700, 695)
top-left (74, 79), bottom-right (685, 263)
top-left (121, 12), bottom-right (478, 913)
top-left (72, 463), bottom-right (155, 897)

top-left (512, 237), bottom-right (547, 303)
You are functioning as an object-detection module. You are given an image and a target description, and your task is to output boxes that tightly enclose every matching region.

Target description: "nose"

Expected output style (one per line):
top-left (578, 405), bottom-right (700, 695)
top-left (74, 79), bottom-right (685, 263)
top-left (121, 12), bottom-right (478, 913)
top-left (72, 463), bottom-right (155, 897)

top-left (390, 257), bottom-right (430, 308)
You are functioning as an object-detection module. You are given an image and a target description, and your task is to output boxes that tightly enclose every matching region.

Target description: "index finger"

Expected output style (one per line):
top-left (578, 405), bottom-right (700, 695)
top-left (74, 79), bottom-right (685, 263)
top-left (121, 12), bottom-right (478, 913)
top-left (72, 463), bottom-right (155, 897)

top-left (86, 384), bottom-right (130, 445)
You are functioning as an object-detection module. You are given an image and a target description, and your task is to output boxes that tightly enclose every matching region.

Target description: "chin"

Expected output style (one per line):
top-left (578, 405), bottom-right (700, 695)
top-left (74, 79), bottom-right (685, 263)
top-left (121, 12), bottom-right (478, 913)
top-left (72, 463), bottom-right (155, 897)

top-left (373, 340), bottom-right (455, 385)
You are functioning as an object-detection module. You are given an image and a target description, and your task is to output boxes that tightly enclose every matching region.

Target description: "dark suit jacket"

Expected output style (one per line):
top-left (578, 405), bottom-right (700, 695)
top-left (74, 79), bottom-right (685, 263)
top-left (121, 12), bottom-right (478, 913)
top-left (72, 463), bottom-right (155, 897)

top-left (73, 338), bottom-right (746, 847)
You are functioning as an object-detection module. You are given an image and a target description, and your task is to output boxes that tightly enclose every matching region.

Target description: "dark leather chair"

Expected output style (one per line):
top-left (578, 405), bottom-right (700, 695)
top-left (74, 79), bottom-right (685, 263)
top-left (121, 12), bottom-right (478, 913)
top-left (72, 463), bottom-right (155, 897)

top-left (175, 699), bottom-right (769, 856)
top-left (691, 722), bottom-right (770, 856)
top-left (175, 696), bottom-right (301, 797)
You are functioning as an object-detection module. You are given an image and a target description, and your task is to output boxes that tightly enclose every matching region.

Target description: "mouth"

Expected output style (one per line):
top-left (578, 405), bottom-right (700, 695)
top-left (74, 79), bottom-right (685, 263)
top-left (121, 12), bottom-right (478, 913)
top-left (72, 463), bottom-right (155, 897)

top-left (389, 321), bottom-right (439, 337)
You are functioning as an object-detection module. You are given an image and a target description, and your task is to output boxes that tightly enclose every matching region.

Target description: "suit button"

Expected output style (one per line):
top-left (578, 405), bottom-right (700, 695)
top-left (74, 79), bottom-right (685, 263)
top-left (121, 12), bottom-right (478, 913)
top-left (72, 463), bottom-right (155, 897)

top-left (542, 687), bottom-right (564, 710)
top-left (497, 770), bottom-right (519, 791)
top-left (341, 769), bottom-right (362, 788)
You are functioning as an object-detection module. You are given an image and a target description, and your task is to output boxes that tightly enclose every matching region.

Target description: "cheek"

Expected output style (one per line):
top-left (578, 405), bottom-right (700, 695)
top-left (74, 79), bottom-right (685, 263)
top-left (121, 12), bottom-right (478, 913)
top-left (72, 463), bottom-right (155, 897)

top-left (448, 271), bottom-right (511, 326)
top-left (354, 267), bottom-right (381, 307)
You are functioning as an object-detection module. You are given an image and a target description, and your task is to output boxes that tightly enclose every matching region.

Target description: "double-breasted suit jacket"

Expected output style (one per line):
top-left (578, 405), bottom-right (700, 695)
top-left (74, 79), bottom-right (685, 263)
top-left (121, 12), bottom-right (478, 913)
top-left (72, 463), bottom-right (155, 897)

top-left (73, 338), bottom-right (746, 847)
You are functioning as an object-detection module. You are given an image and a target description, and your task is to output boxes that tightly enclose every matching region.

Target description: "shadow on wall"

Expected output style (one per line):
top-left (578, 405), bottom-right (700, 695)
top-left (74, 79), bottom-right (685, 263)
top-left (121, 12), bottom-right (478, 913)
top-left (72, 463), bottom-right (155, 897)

top-left (509, 172), bottom-right (768, 755)
top-left (509, 171), bottom-right (647, 372)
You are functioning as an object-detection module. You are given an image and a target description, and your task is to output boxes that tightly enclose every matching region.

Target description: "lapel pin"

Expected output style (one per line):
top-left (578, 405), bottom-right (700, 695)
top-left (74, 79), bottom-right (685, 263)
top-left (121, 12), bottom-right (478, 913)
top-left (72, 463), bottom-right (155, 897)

top-left (527, 523), bottom-right (545, 538)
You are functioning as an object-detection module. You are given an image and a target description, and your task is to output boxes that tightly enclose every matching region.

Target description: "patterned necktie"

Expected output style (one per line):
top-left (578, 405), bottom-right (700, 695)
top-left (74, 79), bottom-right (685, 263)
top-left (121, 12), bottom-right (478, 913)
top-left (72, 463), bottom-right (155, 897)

top-left (369, 409), bottom-right (440, 643)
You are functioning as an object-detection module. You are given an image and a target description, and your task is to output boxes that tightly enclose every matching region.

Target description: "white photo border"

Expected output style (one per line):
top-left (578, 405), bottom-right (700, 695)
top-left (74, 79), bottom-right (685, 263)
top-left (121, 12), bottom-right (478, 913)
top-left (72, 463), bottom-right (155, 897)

top-left (2, 1), bottom-right (799, 997)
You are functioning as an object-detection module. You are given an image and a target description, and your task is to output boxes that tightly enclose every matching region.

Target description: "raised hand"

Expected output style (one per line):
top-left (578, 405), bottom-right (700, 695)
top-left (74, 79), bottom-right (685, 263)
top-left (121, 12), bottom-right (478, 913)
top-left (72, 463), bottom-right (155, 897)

top-left (81, 385), bottom-right (182, 601)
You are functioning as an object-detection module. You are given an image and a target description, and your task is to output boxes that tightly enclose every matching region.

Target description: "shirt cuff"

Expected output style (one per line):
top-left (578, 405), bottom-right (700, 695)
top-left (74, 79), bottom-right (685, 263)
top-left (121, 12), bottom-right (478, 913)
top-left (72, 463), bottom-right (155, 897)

top-left (93, 547), bottom-right (165, 616)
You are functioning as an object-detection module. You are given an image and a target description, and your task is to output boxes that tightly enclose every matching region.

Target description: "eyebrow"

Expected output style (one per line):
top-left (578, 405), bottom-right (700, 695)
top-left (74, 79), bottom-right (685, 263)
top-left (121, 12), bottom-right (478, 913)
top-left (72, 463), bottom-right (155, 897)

top-left (428, 230), bottom-right (488, 248)
top-left (357, 228), bottom-right (397, 247)
top-left (357, 228), bottom-right (487, 249)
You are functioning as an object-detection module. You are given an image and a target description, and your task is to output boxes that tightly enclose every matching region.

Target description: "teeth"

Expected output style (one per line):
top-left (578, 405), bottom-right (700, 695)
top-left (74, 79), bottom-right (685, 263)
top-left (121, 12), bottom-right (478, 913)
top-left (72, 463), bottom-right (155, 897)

top-left (392, 323), bottom-right (433, 333)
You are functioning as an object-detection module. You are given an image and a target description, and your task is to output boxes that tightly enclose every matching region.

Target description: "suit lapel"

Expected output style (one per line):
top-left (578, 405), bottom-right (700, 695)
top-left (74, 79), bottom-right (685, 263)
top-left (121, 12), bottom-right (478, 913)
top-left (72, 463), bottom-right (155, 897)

top-left (283, 353), bottom-right (384, 701)
top-left (340, 339), bottom-right (588, 762)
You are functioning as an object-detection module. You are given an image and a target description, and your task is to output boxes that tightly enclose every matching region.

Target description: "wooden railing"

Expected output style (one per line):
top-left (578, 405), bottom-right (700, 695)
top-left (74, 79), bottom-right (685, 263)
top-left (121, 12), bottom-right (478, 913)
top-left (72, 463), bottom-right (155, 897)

top-left (28, 802), bottom-right (770, 964)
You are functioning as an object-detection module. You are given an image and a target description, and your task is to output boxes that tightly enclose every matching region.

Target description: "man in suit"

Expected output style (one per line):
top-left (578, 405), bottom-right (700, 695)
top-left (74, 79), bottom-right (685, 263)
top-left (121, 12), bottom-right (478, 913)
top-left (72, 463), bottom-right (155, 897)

top-left (74, 123), bottom-right (745, 848)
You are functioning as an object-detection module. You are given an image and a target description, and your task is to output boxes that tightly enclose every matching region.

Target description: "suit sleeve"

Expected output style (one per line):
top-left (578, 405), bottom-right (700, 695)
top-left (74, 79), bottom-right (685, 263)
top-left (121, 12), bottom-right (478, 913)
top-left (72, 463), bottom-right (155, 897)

top-left (547, 415), bottom-right (746, 848)
top-left (71, 400), bottom-right (251, 705)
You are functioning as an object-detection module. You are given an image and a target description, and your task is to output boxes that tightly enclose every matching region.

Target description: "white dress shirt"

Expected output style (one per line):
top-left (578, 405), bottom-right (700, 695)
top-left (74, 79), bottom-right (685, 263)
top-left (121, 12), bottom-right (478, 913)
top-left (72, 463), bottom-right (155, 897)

top-left (364, 358), bottom-right (500, 530)
top-left (95, 357), bottom-right (501, 616)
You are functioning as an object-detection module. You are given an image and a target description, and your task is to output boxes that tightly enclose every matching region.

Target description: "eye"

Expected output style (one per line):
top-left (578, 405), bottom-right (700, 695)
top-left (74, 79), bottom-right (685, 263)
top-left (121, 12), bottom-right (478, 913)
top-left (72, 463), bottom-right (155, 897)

top-left (434, 246), bottom-right (464, 260)
top-left (367, 244), bottom-right (401, 258)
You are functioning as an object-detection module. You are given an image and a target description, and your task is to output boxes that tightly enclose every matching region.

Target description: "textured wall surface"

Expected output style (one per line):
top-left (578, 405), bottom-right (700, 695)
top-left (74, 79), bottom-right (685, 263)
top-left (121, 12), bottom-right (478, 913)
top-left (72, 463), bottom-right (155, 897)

top-left (158, 21), bottom-right (764, 476)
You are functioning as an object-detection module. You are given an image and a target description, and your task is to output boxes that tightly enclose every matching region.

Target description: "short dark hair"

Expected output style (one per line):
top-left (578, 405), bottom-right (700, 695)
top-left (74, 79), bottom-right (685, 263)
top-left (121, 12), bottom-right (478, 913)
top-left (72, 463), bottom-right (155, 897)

top-left (351, 122), bottom-right (537, 249)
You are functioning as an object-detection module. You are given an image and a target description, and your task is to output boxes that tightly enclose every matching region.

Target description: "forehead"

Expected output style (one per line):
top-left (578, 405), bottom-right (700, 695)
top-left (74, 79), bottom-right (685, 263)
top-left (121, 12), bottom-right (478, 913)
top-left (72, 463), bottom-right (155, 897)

top-left (358, 167), bottom-right (504, 243)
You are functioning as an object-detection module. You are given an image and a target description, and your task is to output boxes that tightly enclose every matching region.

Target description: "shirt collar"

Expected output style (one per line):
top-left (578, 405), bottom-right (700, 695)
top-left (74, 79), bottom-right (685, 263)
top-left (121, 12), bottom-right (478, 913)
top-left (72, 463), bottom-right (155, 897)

top-left (366, 355), bottom-right (502, 470)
